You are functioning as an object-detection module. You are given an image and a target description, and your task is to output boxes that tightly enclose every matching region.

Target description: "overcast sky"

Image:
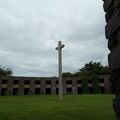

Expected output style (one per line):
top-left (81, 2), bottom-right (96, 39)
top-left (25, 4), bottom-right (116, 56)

top-left (0, 0), bottom-right (109, 77)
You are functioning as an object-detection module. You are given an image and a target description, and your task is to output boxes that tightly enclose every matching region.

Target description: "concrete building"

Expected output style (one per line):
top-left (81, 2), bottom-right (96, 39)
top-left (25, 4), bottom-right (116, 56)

top-left (0, 75), bottom-right (111, 96)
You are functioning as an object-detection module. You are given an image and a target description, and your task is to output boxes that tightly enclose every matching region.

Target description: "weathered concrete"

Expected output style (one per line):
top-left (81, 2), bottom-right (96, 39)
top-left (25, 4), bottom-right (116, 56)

top-left (0, 75), bottom-right (110, 96)
top-left (56, 41), bottom-right (65, 100)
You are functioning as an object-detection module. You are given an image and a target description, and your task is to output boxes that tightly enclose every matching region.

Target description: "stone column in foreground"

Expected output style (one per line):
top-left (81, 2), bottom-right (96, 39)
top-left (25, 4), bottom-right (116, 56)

top-left (103, 0), bottom-right (120, 119)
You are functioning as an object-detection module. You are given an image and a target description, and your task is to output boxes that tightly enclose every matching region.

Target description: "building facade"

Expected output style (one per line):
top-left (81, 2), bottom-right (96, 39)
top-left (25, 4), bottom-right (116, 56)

top-left (0, 75), bottom-right (111, 96)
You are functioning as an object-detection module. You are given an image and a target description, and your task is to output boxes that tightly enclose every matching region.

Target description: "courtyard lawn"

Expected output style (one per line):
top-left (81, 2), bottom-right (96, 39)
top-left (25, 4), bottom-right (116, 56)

top-left (0, 95), bottom-right (115, 120)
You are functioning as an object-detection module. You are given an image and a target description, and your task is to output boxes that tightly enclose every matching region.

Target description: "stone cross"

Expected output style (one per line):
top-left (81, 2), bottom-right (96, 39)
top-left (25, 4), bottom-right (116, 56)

top-left (56, 41), bottom-right (65, 100)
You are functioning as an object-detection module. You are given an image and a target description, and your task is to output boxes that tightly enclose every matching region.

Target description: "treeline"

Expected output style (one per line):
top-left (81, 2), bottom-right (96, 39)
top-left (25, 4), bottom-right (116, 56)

top-left (62, 61), bottom-right (111, 77)
top-left (0, 61), bottom-right (111, 78)
top-left (0, 65), bottom-right (12, 78)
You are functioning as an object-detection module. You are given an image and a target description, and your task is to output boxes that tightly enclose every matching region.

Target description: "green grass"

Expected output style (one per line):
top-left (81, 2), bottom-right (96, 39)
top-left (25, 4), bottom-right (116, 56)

top-left (0, 95), bottom-right (115, 120)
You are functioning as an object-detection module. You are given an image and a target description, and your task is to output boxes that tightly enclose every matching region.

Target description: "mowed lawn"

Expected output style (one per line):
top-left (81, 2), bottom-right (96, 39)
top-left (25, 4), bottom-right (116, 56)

top-left (0, 95), bottom-right (115, 120)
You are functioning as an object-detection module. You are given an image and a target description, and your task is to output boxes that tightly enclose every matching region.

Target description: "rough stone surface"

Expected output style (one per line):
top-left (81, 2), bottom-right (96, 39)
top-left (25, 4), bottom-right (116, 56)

top-left (108, 45), bottom-right (120, 70)
top-left (105, 12), bottom-right (120, 39)
top-left (103, 0), bottom-right (120, 94)
top-left (113, 96), bottom-right (120, 119)
top-left (111, 70), bottom-right (120, 95)
top-left (103, 0), bottom-right (120, 119)
top-left (103, 0), bottom-right (114, 12)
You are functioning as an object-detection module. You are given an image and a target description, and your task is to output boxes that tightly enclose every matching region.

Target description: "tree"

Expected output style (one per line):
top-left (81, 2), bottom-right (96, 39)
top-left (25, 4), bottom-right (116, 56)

top-left (62, 72), bottom-right (73, 77)
top-left (62, 61), bottom-right (111, 77)
top-left (78, 61), bottom-right (111, 77)
top-left (0, 65), bottom-right (12, 78)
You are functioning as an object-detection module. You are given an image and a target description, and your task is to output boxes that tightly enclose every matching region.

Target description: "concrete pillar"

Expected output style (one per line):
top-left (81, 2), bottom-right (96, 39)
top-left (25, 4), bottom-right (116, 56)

top-left (51, 78), bottom-right (56, 95)
top-left (72, 78), bottom-right (77, 94)
top-left (30, 79), bottom-right (35, 95)
top-left (63, 78), bottom-right (66, 95)
top-left (40, 79), bottom-right (45, 95)
top-left (56, 41), bottom-right (65, 100)
top-left (104, 75), bottom-right (111, 93)
top-left (7, 78), bottom-right (13, 96)
top-left (19, 79), bottom-right (24, 95)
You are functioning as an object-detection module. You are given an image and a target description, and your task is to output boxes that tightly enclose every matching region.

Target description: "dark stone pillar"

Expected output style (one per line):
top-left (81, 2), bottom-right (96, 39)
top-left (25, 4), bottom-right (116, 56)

top-left (19, 79), bottom-right (24, 95)
top-left (30, 79), bottom-right (35, 95)
top-left (51, 78), bottom-right (56, 95)
top-left (63, 78), bottom-right (66, 95)
top-left (7, 78), bottom-right (13, 95)
top-left (72, 78), bottom-right (77, 94)
top-left (40, 79), bottom-right (45, 95)
top-left (104, 75), bottom-right (111, 93)
top-left (103, 0), bottom-right (120, 119)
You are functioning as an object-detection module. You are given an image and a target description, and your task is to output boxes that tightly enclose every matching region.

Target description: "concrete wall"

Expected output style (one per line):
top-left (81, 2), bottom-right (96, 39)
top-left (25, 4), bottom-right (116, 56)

top-left (0, 75), bottom-right (111, 96)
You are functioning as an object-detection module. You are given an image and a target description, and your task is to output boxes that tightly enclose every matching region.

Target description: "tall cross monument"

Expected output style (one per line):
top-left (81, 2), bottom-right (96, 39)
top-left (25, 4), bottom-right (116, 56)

top-left (56, 41), bottom-right (65, 100)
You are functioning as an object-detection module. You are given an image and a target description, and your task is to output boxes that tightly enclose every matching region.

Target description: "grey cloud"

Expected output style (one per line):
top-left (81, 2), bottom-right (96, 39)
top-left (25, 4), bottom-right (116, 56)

top-left (0, 0), bottom-right (108, 77)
